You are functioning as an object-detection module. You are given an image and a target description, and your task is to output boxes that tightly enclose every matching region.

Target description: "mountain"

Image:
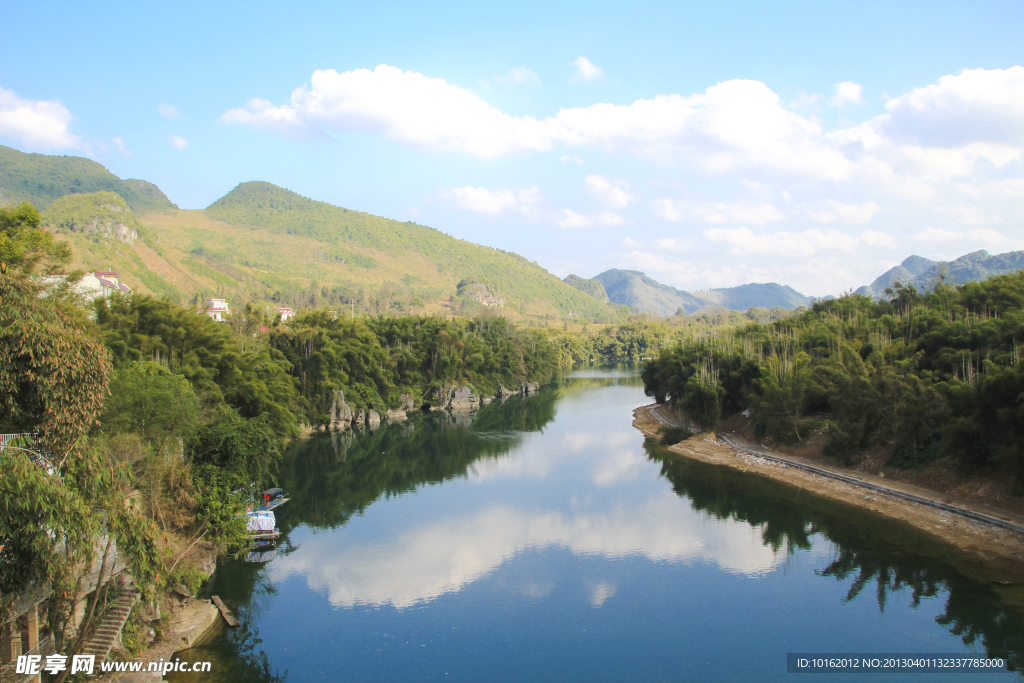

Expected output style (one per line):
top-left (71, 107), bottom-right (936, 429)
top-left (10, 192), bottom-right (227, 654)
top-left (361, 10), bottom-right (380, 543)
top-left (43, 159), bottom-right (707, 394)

top-left (563, 274), bottom-right (609, 302)
top-left (190, 181), bottom-right (613, 318)
top-left (8, 144), bottom-right (616, 319)
top-left (690, 282), bottom-right (816, 311)
top-left (593, 269), bottom-right (703, 316)
top-left (0, 144), bottom-right (176, 214)
top-left (592, 269), bottom-right (813, 316)
top-left (856, 250), bottom-right (1024, 298)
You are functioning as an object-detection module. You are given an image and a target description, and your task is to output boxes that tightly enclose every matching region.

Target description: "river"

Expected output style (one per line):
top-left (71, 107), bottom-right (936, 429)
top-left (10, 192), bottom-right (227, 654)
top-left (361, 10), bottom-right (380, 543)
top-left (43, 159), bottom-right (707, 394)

top-left (169, 365), bottom-right (1024, 682)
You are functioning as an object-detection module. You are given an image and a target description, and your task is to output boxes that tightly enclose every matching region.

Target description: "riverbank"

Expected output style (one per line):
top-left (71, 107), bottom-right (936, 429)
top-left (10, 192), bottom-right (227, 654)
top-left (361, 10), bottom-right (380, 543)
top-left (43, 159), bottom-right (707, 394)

top-left (633, 403), bottom-right (1024, 593)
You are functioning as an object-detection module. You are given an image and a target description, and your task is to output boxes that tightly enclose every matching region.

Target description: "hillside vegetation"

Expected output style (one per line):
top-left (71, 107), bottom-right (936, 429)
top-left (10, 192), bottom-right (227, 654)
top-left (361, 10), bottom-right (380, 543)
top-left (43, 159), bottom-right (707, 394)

top-left (643, 274), bottom-right (1024, 494)
top-left (0, 144), bottom-right (176, 213)
top-left (563, 273), bottom-right (610, 301)
top-left (43, 192), bottom-right (180, 300)
top-left (199, 181), bottom-right (613, 318)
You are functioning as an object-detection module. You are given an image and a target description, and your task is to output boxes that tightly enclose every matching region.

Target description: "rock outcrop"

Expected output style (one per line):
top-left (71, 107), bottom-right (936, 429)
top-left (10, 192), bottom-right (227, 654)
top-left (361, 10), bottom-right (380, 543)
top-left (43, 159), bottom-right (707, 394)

top-left (433, 385), bottom-right (478, 411)
top-left (384, 394), bottom-right (416, 421)
top-left (329, 389), bottom-right (354, 430)
top-left (497, 382), bottom-right (541, 398)
top-left (367, 410), bottom-right (381, 429)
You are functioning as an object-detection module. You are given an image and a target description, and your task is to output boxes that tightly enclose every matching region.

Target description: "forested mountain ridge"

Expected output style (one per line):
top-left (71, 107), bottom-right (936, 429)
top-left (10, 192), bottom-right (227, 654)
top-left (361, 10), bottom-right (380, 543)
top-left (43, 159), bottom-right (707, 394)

top-left (0, 144), bottom-right (176, 214)
top-left (195, 181), bottom-right (615, 318)
top-left (6, 144), bottom-right (617, 319)
top-left (856, 250), bottom-right (1024, 298)
top-left (593, 268), bottom-right (814, 316)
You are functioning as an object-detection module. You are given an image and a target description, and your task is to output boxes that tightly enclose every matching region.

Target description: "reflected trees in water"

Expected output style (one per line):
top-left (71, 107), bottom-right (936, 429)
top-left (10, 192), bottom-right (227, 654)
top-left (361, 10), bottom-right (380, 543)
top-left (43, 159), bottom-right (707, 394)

top-left (644, 440), bottom-right (1024, 671)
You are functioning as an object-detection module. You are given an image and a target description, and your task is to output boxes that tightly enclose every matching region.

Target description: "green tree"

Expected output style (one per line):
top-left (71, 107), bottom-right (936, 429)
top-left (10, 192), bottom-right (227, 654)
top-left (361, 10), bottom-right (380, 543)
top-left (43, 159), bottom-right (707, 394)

top-left (100, 361), bottom-right (201, 456)
top-left (0, 201), bottom-right (71, 276)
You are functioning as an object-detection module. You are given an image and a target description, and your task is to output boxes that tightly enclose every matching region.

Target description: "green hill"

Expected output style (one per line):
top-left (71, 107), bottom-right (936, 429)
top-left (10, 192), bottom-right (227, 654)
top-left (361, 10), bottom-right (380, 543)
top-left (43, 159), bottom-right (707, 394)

top-left (196, 181), bottom-right (613, 318)
top-left (0, 144), bottom-right (176, 214)
top-left (691, 282), bottom-right (814, 311)
top-left (594, 269), bottom-right (703, 316)
top-left (21, 161), bottom-right (617, 318)
top-left (42, 192), bottom-right (180, 299)
top-left (563, 274), bottom-right (609, 302)
top-left (592, 269), bottom-right (812, 316)
top-left (856, 250), bottom-right (1024, 298)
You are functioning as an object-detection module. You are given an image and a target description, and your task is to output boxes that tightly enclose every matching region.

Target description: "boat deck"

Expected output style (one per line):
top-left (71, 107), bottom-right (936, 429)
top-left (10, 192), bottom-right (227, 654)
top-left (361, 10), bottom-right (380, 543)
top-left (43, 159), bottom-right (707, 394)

top-left (253, 497), bottom-right (290, 512)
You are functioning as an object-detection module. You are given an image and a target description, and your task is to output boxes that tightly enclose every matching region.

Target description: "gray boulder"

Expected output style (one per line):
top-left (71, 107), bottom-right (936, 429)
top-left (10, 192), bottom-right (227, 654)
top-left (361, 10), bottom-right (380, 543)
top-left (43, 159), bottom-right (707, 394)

top-left (329, 389), bottom-right (354, 430)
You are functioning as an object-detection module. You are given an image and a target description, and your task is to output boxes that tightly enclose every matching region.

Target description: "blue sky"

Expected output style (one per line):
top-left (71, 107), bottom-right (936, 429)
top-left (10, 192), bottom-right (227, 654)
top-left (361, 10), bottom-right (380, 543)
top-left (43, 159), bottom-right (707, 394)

top-left (2, 0), bottom-right (1023, 296)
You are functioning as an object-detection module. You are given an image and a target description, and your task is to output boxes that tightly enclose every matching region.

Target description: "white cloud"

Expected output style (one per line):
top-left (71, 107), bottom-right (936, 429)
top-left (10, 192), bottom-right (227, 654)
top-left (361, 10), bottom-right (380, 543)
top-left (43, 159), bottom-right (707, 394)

top-left (503, 67), bottom-right (540, 85)
top-left (0, 86), bottom-right (81, 151)
top-left (652, 198), bottom-right (784, 224)
top-left (654, 238), bottom-right (689, 252)
top-left (829, 81), bottom-right (865, 107)
top-left (222, 64), bottom-right (1024, 219)
top-left (790, 90), bottom-right (822, 109)
top-left (169, 135), bottom-right (188, 149)
top-left (954, 178), bottom-right (1024, 197)
top-left (805, 199), bottom-right (879, 223)
top-left (442, 185), bottom-right (541, 215)
top-left (223, 65), bottom-right (558, 158)
top-left (111, 137), bottom-right (132, 157)
top-left (880, 66), bottom-right (1024, 147)
top-left (910, 226), bottom-right (1024, 251)
top-left (936, 204), bottom-right (1001, 226)
top-left (560, 154), bottom-right (584, 165)
top-left (704, 227), bottom-right (864, 257)
top-left (572, 56), bottom-right (604, 81)
top-left (157, 103), bottom-right (180, 118)
top-left (585, 175), bottom-right (633, 208)
top-left (858, 230), bottom-right (898, 249)
top-left (559, 209), bottom-right (624, 228)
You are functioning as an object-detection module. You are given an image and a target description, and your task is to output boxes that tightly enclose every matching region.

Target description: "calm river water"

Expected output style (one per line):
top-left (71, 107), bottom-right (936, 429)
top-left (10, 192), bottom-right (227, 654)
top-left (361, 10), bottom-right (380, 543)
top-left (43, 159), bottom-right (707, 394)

top-left (170, 366), bottom-right (1024, 682)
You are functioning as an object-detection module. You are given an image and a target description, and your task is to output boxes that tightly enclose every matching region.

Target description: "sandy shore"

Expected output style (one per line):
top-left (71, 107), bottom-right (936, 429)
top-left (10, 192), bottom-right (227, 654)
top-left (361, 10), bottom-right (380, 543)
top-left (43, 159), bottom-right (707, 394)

top-left (633, 403), bottom-right (1024, 589)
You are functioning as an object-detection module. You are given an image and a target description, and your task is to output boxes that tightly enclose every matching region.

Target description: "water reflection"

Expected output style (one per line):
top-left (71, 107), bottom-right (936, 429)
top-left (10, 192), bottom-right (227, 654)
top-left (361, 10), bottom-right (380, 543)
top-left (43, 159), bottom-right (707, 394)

top-left (175, 367), bottom-right (1024, 682)
top-left (645, 441), bottom-right (1024, 671)
top-left (268, 493), bottom-right (784, 609)
top-left (274, 389), bottom-right (558, 532)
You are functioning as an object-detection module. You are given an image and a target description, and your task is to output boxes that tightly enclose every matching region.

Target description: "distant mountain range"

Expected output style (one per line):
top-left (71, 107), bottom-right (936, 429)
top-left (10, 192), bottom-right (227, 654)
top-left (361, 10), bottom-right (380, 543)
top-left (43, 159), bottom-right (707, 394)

top-left (564, 269), bottom-right (814, 316)
top-left (855, 250), bottom-right (1024, 298)
top-left (565, 250), bottom-right (1024, 316)
top-left (5, 144), bottom-right (1022, 319)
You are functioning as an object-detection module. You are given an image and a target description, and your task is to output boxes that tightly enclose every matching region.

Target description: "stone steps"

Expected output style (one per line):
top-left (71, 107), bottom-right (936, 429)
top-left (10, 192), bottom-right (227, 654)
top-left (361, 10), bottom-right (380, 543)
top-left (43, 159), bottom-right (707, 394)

top-left (82, 592), bottom-right (138, 661)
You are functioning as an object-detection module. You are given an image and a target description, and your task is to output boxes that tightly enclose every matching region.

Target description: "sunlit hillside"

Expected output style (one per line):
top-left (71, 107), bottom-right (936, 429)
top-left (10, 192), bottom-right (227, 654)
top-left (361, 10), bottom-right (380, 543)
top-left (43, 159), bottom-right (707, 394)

top-left (34, 168), bottom-right (618, 320)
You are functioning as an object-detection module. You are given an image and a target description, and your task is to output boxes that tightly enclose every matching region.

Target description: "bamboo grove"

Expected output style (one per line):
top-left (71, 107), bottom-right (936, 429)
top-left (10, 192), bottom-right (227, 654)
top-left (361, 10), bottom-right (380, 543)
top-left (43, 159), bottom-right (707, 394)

top-left (642, 274), bottom-right (1024, 491)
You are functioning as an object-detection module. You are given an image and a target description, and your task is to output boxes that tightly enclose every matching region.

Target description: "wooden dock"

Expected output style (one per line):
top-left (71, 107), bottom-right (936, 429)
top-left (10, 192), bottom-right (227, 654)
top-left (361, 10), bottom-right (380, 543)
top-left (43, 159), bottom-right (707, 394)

top-left (211, 596), bottom-right (239, 627)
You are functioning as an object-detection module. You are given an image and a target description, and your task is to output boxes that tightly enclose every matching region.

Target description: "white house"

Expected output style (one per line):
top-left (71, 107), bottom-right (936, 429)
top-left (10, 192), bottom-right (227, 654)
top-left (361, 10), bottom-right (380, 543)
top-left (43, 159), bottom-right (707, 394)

top-left (277, 306), bottom-right (295, 322)
top-left (198, 298), bottom-right (230, 322)
top-left (75, 271), bottom-right (132, 301)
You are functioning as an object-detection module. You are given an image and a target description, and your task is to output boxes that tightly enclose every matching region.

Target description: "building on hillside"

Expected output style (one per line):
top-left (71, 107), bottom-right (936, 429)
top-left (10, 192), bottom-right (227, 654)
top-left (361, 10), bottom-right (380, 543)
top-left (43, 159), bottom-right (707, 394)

top-left (277, 306), bottom-right (295, 322)
top-left (74, 271), bottom-right (132, 301)
top-left (198, 298), bottom-right (230, 322)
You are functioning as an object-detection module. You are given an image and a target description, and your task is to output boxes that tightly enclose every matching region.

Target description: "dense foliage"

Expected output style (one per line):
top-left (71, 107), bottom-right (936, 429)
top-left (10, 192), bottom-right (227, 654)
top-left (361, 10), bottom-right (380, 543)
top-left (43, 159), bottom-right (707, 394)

top-left (0, 144), bottom-right (175, 213)
top-left (642, 274), bottom-right (1024, 489)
